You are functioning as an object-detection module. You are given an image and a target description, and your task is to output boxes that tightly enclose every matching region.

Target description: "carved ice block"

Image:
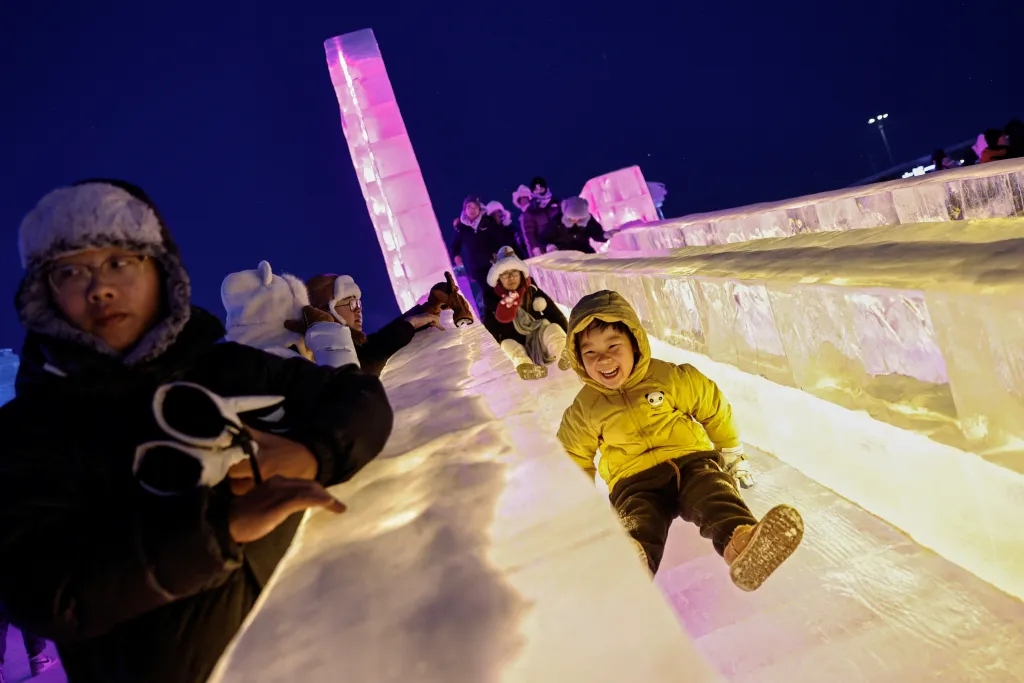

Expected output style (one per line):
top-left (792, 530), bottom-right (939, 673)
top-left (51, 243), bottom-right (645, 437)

top-left (579, 166), bottom-right (659, 232)
top-left (324, 29), bottom-right (452, 311)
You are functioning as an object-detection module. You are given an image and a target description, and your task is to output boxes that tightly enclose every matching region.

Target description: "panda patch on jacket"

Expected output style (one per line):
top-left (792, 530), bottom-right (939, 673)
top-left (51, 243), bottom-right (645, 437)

top-left (645, 391), bottom-right (665, 408)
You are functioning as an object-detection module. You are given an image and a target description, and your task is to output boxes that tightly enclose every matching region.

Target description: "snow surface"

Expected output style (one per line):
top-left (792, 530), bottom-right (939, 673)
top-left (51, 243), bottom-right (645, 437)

top-left (208, 312), bottom-right (1024, 682)
top-left (609, 158), bottom-right (1024, 250)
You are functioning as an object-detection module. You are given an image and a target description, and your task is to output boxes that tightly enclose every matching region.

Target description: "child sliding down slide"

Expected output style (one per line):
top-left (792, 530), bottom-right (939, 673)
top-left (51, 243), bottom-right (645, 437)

top-left (482, 246), bottom-right (570, 380)
top-left (557, 290), bottom-right (801, 590)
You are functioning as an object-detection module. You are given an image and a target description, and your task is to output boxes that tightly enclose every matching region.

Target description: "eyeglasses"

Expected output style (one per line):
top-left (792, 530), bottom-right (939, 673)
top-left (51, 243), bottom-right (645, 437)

top-left (337, 297), bottom-right (362, 312)
top-left (48, 255), bottom-right (148, 295)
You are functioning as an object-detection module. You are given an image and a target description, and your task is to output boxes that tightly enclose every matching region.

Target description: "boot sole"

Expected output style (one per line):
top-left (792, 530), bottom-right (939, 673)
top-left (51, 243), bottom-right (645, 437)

top-left (729, 504), bottom-right (803, 592)
top-left (517, 364), bottom-right (548, 380)
top-left (557, 356), bottom-right (572, 371)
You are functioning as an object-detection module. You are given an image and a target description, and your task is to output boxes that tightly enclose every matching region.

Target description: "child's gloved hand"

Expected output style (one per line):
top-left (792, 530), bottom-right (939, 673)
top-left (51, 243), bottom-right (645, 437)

top-left (722, 446), bottom-right (756, 489)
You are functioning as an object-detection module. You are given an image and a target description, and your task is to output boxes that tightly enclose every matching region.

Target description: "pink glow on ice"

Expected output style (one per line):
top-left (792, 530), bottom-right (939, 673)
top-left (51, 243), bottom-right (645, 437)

top-left (324, 29), bottom-right (452, 311)
top-left (579, 166), bottom-right (659, 232)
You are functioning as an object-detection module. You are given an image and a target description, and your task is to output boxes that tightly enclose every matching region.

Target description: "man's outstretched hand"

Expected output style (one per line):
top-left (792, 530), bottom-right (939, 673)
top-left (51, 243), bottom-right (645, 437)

top-left (228, 476), bottom-right (346, 544)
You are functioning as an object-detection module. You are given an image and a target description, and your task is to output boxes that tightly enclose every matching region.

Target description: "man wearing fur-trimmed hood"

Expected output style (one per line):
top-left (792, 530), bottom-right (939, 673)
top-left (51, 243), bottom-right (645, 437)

top-left (0, 179), bottom-right (394, 683)
top-left (482, 246), bottom-right (569, 380)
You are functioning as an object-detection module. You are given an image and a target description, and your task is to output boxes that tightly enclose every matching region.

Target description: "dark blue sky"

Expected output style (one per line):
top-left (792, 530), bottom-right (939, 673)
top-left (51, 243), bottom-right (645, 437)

top-left (3, 1), bottom-right (1022, 349)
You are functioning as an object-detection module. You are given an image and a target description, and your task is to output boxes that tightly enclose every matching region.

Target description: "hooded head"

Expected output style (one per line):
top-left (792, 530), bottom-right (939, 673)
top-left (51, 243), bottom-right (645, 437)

top-left (565, 290), bottom-right (649, 393)
top-left (307, 273), bottom-right (363, 331)
top-left (486, 246), bottom-right (531, 291)
top-left (512, 185), bottom-right (533, 211)
top-left (561, 196), bottom-right (592, 227)
top-left (221, 260), bottom-right (309, 352)
top-left (16, 179), bottom-right (192, 365)
top-left (484, 200), bottom-right (512, 226)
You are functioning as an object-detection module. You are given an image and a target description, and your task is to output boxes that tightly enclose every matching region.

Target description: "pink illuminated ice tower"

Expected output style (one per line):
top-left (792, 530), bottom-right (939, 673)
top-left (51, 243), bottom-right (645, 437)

top-left (324, 29), bottom-right (452, 311)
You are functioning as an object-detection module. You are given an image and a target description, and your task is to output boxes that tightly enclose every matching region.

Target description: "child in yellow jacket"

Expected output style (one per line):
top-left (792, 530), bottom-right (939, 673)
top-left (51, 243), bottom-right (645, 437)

top-left (557, 290), bottom-right (803, 590)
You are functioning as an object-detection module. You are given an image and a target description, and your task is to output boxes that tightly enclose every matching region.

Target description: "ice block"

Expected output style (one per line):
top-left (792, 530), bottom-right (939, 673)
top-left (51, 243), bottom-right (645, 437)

top-left (579, 166), bottom-right (660, 232)
top-left (608, 157), bottom-right (1024, 252)
top-left (324, 29), bottom-right (452, 311)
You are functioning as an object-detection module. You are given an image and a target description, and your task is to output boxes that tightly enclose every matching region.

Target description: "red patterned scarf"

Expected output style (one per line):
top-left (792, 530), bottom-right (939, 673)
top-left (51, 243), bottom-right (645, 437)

top-left (494, 279), bottom-right (531, 324)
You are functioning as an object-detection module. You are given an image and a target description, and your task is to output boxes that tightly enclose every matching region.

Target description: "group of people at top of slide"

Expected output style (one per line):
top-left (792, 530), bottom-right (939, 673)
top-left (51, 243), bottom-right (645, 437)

top-left (0, 178), bottom-right (801, 683)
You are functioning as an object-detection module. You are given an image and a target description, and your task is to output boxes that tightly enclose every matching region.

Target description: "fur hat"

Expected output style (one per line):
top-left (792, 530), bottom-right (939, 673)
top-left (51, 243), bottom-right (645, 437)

top-left (561, 196), bottom-right (592, 222)
top-left (15, 179), bottom-right (191, 365)
top-left (484, 201), bottom-right (512, 226)
top-left (512, 185), bottom-right (532, 207)
top-left (487, 246), bottom-right (530, 287)
top-left (307, 273), bottom-right (361, 324)
top-left (221, 260), bottom-right (309, 351)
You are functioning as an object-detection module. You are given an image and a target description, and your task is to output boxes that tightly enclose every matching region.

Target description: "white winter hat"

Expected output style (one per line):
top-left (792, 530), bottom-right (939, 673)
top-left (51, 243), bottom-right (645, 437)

top-left (487, 246), bottom-right (530, 287)
top-left (221, 260), bottom-right (309, 347)
top-left (512, 185), bottom-right (532, 205)
top-left (327, 275), bottom-right (361, 324)
top-left (484, 200), bottom-right (505, 214)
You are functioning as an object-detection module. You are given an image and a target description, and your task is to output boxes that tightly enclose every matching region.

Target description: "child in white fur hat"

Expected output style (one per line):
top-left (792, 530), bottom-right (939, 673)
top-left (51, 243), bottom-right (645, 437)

top-left (482, 246), bottom-right (570, 380)
top-left (221, 260), bottom-right (359, 368)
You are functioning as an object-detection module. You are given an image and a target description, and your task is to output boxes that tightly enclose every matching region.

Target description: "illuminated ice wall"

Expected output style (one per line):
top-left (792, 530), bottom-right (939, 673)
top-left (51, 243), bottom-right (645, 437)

top-left (324, 29), bottom-right (452, 311)
top-left (608, 158), bottom-right (1024, 251)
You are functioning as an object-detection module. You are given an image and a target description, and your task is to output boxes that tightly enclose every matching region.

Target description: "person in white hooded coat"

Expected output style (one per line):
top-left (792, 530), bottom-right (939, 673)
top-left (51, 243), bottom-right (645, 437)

top-left (221, 260), bottom-right (360, 369)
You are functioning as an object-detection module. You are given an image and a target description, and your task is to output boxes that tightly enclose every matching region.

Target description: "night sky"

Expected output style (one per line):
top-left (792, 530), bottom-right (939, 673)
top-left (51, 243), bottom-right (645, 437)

top-left (3, 0), bottom-right (1022, 350)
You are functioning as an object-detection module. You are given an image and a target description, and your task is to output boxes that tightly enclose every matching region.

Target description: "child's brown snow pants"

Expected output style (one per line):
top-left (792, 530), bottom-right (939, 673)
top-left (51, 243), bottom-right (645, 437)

top-left (608, 452), bottom-right (757, 574)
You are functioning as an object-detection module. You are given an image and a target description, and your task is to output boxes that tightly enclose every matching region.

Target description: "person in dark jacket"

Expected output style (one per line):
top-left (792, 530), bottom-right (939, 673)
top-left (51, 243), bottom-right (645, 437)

top-left (0, 179), bottom-right (394, 683)
top-left (306, 273), bottom-right (442, 377)
top-left (521, 178), bottom-right (562, 254)
top-left (1004, 118), bottom-right (1024, 159)
top-left (482, 246), bottom-right (569, 380)
top-left (449, 196), bottom-right (522, 311)
top-left (541, 197), bottom-right (608, 254)
top-left (979, 128), bottom-right (1009, 163)
top-left (511, 185), bottom-right (539, 256)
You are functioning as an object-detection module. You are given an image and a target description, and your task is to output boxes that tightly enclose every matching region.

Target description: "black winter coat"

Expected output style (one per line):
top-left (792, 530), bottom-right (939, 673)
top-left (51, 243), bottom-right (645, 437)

top-left (356, 315), bottom-right (417, 377)
top-left (482, 284), bottom-right (568, 347)
top-left (448, 216), bottom-right (522, 286)
top-left (541, 217), bottom-right (607, 254)
top-left (0, 307), bottom-right (393, 683)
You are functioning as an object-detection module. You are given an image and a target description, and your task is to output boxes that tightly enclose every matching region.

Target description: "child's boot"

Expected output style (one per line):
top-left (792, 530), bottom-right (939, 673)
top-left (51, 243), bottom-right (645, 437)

top-left (500, 340), bottom-right (547, 380)
top-left (724, 504), bottom-right (803, 591)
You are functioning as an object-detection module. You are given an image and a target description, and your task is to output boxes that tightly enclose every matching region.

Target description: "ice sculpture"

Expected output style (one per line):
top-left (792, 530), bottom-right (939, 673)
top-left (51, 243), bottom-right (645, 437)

top-left (531, 219), bottom-right (1024, 602)
top-left (579, 166), bottom-right (660, 233)
top-left (608, 157), bottom-right (1024, 251)
top-left (324, 29), bottom-right (452, 312)
top-left (209, 314), bottom-right (725, 683)
top-left (0, 348), bottom-right (19, 406)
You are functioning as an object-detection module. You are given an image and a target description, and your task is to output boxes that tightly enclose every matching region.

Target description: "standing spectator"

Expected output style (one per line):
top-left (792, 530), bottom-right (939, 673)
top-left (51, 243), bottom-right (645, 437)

top-left (521, 177), bottom-right (562, 254)
top-left (930, 149), bottom-right (956, 172)
top-left (1004, 119), bottom-right (1024, 159)
top-left (448, 196), bottom-right (520, 311)
top-left (0, 179), bottom-right (393, 683)
top-left (512, 185), bottom-right (539, 256)
top-left (980, 128), bottom-right (1009, 163)
top-left (541, 197), bottom-right (608, 253)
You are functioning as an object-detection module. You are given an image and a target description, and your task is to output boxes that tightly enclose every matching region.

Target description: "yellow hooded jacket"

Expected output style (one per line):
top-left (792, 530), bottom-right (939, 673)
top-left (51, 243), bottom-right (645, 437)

top-left (557, 290), bottom-right (741, 491)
